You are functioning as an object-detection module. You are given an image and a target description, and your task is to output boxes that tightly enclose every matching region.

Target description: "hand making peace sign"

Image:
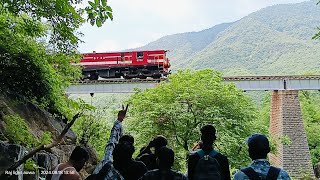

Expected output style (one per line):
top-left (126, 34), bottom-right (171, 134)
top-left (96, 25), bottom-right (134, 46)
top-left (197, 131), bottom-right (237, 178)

top-left (117, 104), bottom-right (129, 122)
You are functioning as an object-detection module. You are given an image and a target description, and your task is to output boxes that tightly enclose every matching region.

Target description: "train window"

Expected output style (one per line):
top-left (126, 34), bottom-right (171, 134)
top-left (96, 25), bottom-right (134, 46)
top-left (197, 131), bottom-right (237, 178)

top-left (121, 53), bottom-right (125, 61)
top-left (137, 52), bottom-right (143, 59)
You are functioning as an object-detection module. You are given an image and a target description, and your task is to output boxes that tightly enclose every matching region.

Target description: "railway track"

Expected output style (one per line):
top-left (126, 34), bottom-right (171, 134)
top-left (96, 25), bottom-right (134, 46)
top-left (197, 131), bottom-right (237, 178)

top-left (72, 75), bottom-right (320, 84)
top-left (72, 78), bottom-right (166, 84)
top-left (223, 75), bottom-right (320, 81)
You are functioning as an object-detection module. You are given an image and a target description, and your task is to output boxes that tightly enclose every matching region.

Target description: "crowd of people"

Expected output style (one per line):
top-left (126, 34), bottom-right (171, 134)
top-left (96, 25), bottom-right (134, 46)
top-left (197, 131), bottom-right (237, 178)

top-left (47, 107), bottom-right (291, 180)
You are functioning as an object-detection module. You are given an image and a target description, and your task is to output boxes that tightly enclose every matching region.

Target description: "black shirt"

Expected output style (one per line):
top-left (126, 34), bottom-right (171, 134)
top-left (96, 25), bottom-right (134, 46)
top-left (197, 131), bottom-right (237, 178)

top-left (115, 159), bottom-right (148, 180)
top-left (136, 153), bottom-right (158, 170)
top-left (187, 149), bottom-right (231, 180)
top-left (139, 169), bottom-right (188, 180)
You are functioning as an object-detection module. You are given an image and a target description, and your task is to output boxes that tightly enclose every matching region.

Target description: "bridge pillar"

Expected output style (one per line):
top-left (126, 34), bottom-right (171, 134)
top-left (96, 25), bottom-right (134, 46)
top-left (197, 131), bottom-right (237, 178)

top-left (269, 90), bottom-right (314, 177)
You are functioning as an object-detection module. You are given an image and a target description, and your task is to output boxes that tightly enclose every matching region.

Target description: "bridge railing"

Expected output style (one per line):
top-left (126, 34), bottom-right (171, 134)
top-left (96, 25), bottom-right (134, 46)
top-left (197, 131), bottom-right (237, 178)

top-left (66, 76), bottom-right (320, 94)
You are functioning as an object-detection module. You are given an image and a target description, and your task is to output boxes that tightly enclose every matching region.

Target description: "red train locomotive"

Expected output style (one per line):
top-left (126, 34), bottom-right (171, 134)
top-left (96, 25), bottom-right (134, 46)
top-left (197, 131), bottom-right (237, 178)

top-left (73, 50), bottom-right (170, 80)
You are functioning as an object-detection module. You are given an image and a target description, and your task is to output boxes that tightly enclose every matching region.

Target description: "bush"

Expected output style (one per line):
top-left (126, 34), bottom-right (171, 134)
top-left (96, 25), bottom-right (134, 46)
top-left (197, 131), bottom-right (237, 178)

top-left (3, 115), bottom-right (38, 148)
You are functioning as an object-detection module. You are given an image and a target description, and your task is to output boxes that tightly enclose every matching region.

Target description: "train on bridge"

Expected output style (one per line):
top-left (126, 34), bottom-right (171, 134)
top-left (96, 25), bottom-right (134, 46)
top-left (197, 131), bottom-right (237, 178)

top-left (72, 50), bottom-right (171, 80)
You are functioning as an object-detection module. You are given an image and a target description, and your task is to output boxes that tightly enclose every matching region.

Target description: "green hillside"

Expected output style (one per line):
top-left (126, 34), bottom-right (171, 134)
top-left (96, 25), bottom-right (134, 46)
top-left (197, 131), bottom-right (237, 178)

top-left (134, 23), bottom-right (233, 67)
top-left (137, 1), bottom-right (320, 75)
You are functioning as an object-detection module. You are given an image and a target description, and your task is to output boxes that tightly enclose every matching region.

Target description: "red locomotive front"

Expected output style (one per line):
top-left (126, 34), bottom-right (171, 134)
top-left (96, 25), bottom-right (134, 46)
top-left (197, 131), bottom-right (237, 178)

top-left (73, 50), bottom-right (170, 80)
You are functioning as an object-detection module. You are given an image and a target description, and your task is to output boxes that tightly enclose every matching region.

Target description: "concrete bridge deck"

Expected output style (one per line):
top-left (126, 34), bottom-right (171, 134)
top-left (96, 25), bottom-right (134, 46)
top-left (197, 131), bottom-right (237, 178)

top-left (66, 75), bottom-right (320, 94)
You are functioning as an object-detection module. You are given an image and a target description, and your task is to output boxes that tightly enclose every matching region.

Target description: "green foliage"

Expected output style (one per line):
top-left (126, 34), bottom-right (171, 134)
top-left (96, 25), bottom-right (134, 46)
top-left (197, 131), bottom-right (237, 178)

top-left (86, 0), bottom-right (113, 27)
top-left (71, 94), bottom-right (131, 159)
top-left (300, 91), bottom-right (320, 166)
top-left (24, 159), bottom-right (36, 171)
top-left (280, 135), bottom-right (292, 146)
top-left (3, 115), bottom-right (38, 148)
top-left (40, 132), bottom-right (52, 145)
top-left (0, 11), bottom-right (81, 119)
top-left (138, 1), bottom-right (320, 75)
top-left (126, 69), bottom-right (266, 170)
top-left (1, 0), bottom-right (113, 52)
top-left (0, 0), bottom-right (113, 121)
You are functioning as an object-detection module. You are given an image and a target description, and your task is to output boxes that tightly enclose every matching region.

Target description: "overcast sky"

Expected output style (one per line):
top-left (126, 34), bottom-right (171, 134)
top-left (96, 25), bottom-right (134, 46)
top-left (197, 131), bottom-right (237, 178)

top-left (78, 0), bottom-right (308, 53)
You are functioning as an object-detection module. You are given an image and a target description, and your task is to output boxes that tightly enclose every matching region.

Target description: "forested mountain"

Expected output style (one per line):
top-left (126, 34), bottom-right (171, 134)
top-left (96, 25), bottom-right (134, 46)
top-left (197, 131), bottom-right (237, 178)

top-left (136, 1), bottom-right (320, 75)
top-left (135, 23), bottom-right (233, 68)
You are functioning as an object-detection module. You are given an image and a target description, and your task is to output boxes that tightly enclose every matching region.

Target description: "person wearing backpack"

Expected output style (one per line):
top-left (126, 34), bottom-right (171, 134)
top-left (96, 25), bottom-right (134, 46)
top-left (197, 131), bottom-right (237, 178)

top-left (187, 125), bottom-right (231, 180)
top-left (233, 134), bottom-right (291, 180)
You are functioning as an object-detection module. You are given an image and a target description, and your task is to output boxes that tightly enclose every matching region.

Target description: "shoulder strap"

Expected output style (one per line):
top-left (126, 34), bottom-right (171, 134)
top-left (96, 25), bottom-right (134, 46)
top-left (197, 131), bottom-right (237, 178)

top-left (240, 167), bottom-right (261, 180)
top-left (208, 150), bottom-right (219, 157)
top-left (266, 166), bottom-right (281, 180)
top-left (196, 149), bottom-right (205, 158)
top-left (197, 149), bottom-right (218, 157)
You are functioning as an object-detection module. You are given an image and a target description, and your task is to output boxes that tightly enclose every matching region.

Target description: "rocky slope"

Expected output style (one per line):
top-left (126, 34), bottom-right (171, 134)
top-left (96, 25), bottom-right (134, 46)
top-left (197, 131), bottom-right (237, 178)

top-left (0, 94), bottom-right (98, 179)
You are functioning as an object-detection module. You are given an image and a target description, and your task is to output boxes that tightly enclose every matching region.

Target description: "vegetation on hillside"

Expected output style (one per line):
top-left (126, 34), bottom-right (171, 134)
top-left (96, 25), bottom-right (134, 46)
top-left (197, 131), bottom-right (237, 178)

top-left (134, 23), bottom-right (233, 69)
top-left (0, 0), bottom-right (113, 171)
top-left (0, 0), bottom-right (113, 119)
top-left (138, 1), bottom-right (320, 75)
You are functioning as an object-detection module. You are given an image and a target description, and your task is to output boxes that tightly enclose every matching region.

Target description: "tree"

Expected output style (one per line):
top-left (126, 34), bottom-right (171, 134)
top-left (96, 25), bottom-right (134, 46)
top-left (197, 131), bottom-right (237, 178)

top-left (126, 69), bottom-right (266, 170)
top-left (1, 0), bottom-right (113, 52)
top-left (0, 0), bottom-right (113, 119)
top-left (299, 91), bottom-right (320, 166)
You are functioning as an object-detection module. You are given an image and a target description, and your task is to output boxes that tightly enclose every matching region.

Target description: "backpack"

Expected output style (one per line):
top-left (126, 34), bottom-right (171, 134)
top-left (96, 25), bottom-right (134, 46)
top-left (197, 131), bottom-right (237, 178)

top-left (240, 166), bottom-right (281, 180)
top-left (193, 149), bottom-right (222, 180)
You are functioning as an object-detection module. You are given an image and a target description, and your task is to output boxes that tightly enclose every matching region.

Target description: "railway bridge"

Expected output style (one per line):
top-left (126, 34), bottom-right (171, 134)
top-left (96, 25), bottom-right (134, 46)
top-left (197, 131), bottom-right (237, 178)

top-left (67, 75), bottom-right (320, 177)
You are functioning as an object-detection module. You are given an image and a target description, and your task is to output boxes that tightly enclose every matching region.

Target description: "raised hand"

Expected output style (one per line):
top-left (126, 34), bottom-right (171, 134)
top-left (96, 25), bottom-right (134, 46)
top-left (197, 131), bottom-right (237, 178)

top-left (117, 104), bottom-right (129, 122)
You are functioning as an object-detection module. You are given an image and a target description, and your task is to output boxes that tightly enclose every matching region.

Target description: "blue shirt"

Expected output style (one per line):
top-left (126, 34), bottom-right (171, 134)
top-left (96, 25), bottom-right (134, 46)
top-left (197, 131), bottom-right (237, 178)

top-left (92, 120), bottom-right (124, 180)
top-left (233, 159), bottom-right (291, 180)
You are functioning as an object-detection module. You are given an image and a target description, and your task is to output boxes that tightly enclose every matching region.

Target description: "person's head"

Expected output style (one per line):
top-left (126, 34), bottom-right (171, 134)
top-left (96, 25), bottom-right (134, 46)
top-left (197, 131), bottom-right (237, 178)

top-left (113, 141), bottom-right (135, 169)
top-left (150, 135), bottom-right (168, 152)
top-left (119, 134), bottom-right (134, 144)
top-left (200, 125), bottom-right (216, 147)
top-left (156, 146), bottom-right (174, 169)
top-left (69, 146), bottom-right (89, 171)
top-left (247, 133), bottom-right (270, 160)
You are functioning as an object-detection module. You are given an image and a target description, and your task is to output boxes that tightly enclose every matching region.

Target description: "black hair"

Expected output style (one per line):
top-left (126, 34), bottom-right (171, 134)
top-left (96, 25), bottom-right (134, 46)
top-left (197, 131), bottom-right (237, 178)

top-left (151, 135), bottom-right (168, 150)
top-left (200, 125), bottom-right (216, 146)
top-left (70, 146), bottom-right (89, 162)
top-left (247, 134), bottom-right (270, 160)
top-left (157, 146), bottom-right (174, 169)
top-left (113, 141), bottom-right (135, 160)
top-left (119, 134), bottom-right (134, 144)
top-left (113, 141), bottom-right (135, 172)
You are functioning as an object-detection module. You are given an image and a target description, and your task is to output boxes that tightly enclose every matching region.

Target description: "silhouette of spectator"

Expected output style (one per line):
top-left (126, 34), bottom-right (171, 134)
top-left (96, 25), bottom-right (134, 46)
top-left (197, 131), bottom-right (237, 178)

top-left (88, 105), bottom-right (129, 180)
top-left (139, 146), bottom-right (188, 180)
top-left (136, 135), bottom-right (168, 170)
top-left (113, 136), bottom-right (147, 180)
top-left (46, 146), bottom-right (89, 180)
top-left (187, 125), bottom-right (231, 180)
top-left (119, 134), bottom-right (134, 144)
top-left (233, 133), bottom-right (291, 180)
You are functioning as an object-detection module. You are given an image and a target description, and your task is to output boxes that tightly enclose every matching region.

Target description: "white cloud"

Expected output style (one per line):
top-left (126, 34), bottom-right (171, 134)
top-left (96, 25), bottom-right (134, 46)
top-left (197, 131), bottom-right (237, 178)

top-left (126, 42), bottom-right (145, 49)
top-left (92, 39), bottom-right (122, 52)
